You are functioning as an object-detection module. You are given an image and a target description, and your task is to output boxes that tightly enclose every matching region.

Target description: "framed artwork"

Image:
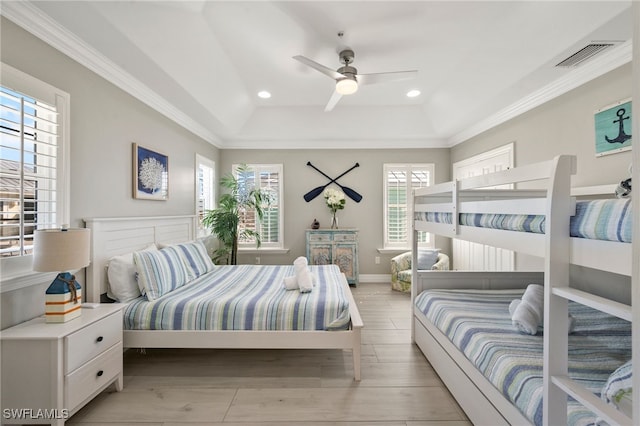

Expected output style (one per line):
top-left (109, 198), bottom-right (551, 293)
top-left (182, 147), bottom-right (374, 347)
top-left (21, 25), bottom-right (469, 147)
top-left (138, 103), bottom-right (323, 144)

top-left (133, 143), bottom-right (168, 200)
top-left (594, 98), bottom-right (632, 157)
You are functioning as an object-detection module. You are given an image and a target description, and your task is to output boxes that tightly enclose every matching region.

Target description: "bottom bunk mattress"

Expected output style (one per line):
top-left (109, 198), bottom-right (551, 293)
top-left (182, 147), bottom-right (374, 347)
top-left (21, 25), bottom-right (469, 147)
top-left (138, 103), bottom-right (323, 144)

top-left (124, 264), bottom-right (351, 331)
top-left (414, 288), bottom-right (631, 426)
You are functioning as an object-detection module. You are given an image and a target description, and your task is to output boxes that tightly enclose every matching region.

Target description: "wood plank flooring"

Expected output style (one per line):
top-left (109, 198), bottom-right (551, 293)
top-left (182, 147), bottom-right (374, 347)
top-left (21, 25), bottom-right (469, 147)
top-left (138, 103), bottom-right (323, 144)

top-left (68, 282), bottom-right (471, 425)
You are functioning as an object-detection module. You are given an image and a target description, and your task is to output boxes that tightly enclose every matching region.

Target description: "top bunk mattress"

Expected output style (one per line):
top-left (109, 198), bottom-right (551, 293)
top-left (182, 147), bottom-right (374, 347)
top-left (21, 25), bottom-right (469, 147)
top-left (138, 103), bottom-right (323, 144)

top-left (415, 198), bottom-right (631, 242)
top-left (414, 288), bottom-right (631, 426)
top-left (124, 264), bottom-right (351, 331)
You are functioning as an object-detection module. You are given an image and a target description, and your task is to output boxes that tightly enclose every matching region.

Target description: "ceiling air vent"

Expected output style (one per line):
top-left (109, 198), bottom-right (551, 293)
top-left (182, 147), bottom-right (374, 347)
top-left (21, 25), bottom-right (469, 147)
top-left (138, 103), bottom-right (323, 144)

top-left (555, 43), bottom-right (616, 68)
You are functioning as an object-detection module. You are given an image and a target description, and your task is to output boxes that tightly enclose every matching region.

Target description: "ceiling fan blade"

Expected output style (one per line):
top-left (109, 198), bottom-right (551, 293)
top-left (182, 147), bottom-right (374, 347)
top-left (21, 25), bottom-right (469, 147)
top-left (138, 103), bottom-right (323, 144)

top-left (324, 90), bottom-right (343, 112)
top-left (356, 70), bottom-right (418, 86)
top-left (293, 55), bottom-right (345, 80)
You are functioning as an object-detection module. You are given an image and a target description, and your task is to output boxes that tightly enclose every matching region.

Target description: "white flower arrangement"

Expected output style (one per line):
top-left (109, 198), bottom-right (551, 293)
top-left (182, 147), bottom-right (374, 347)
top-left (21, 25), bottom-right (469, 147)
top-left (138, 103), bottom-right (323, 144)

top-left (324, 187), bottom-right (346, 213)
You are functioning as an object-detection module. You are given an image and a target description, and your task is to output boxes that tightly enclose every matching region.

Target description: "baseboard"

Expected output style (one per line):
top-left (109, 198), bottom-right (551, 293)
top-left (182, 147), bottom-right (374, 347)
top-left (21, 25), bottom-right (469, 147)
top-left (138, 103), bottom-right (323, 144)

top-left (359, 274), bottom-right (391, 283)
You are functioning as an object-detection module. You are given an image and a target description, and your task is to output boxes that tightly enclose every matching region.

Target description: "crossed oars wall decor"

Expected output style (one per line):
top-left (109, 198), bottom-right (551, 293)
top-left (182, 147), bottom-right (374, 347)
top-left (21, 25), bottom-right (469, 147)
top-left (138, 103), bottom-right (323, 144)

top-left (304, 162), bottom-right (363, 202)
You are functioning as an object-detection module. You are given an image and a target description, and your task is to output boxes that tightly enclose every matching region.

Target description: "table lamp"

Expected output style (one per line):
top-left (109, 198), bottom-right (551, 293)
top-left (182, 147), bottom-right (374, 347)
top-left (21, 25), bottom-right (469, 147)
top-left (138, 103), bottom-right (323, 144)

top-left (33, 227), bottom-right (91, 323)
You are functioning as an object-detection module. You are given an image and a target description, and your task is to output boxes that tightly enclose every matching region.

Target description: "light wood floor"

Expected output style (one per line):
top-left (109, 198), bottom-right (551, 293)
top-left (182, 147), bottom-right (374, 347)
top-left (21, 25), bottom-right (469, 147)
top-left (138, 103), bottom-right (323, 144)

top-left (69, 282), bottom-right (471, 425)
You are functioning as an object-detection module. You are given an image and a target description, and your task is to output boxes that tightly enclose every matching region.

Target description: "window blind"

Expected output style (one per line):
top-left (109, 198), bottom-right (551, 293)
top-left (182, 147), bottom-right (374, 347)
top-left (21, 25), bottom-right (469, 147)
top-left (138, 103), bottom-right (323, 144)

top-left (0, 86), bottom-right (59, 257)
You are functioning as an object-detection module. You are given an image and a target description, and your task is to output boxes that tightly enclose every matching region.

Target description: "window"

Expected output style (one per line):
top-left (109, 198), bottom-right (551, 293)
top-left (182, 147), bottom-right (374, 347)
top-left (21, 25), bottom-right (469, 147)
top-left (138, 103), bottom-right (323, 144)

top-left (384, 163), bottom-right (434, 249)
top-left (234, 164), bottom-right (283, 249)
top-left (0, 64), bottom-right (70, 285)
top-left (195, 154), bottom-right (215, 238)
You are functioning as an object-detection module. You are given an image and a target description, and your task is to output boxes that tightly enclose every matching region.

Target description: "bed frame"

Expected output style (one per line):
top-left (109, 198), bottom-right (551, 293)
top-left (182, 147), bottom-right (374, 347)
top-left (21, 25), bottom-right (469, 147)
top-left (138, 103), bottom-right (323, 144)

top-left (83, 215), bottom-right (363, 381)
top-left (411, 155), bottom-right (634, 425)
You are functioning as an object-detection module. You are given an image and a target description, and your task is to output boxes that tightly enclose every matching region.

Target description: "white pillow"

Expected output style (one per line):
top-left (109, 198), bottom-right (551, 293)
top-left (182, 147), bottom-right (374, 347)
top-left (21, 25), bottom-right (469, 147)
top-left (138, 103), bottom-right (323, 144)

top-left (106, 244), bottom-right (157, 302)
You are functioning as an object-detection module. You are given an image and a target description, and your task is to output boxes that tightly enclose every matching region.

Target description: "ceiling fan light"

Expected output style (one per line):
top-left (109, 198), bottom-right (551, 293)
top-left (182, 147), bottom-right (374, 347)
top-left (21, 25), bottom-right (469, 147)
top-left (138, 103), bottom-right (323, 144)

top-left (336, 78), bottom-right (358, 95)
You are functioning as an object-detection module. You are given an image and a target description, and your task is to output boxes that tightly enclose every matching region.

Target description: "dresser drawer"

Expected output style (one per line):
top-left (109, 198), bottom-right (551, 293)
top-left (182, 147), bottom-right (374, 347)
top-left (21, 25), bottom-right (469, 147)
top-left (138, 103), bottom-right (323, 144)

top-left (333, 233), bottom-right (356, 242)
top-left (65, 310), bottom-right (122, 373)
top-left (308, 233), bottom-right (332, 242)
top-left (65, 342), bottom-right (122, 411)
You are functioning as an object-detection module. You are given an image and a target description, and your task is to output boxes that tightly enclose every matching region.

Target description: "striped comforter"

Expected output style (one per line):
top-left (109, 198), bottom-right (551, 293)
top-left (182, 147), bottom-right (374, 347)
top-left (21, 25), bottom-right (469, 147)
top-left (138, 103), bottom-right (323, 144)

top-left (124, 264), bottom-right (351, 331)
top-left (415, 289), bottom-right (631, 426)
top-left (415, 199), bottom-right (632, 242)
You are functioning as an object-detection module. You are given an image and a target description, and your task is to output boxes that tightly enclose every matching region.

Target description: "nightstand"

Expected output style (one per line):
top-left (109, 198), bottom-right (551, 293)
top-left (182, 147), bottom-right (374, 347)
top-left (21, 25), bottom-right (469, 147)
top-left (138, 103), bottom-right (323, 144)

top-left (1, 304), bottom-right (123, 425)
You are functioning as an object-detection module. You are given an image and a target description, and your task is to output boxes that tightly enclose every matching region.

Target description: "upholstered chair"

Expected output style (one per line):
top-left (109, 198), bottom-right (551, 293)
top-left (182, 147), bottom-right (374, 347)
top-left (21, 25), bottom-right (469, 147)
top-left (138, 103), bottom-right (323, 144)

top-left (390, 251), bottom-right (450, 292)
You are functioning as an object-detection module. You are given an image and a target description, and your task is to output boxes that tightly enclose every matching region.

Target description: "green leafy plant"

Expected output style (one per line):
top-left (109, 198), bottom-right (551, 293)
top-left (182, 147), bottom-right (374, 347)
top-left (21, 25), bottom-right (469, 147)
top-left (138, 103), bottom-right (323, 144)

top-left (202, 164), bottom-right (271, 265)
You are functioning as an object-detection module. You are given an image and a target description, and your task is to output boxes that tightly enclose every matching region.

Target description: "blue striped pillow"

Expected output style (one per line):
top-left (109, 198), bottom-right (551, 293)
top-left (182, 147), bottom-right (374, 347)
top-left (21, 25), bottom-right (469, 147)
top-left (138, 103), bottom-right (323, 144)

top-left (134, 248), bottom-right (194, 301)
top-left (164, 241), bottom-right (214, 278)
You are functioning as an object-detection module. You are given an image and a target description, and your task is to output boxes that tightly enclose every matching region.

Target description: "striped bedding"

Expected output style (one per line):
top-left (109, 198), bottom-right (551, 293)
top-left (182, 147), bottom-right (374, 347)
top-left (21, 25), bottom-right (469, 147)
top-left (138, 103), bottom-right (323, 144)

top-left (415, 199), bottom-right (632, 242)
top-left (414, 289), bottom-right (631, 426)
top-left (124, 264), bottom-right (351, 331)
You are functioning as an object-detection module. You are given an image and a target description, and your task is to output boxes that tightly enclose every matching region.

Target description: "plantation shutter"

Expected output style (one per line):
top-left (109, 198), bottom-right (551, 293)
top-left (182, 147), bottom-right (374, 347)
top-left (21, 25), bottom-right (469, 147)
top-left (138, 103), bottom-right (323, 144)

top-left (235, 164), bottom-right (283, 248)
top-left (258, 168), bottom-right (279, 243)
top-left (384, 164), bottom-right (433, 248)
top-left (386, 169), bottom-right (408, 244)
top-left (0, 86), bottom-right (59, 257)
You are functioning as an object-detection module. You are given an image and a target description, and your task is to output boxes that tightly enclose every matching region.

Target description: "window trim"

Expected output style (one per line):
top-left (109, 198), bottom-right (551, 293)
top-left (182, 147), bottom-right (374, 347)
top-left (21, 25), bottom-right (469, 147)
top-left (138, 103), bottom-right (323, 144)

top-left (0, 63), bottom-right (70, 292)
top-left (233, 163), bottom-right (284, 250)
top-left (383, 163), bottom-right (434, 250)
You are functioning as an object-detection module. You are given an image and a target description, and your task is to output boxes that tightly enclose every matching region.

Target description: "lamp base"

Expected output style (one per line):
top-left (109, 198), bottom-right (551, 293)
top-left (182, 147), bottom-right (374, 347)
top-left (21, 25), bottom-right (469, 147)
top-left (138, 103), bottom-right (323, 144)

top-left (45, 272), bottom-right (82, 323)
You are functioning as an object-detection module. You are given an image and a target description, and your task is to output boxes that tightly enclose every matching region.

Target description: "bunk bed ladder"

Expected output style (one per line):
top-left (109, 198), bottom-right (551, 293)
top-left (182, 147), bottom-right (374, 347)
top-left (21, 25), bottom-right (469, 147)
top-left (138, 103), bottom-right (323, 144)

top-left (545, 154), bottom-right (633, 425)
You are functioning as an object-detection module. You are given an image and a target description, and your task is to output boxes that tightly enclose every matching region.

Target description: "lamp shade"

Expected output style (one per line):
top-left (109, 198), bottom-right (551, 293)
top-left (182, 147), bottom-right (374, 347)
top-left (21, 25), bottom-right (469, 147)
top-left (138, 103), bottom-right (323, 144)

top-left (33, 228), bottom-right (91, 272)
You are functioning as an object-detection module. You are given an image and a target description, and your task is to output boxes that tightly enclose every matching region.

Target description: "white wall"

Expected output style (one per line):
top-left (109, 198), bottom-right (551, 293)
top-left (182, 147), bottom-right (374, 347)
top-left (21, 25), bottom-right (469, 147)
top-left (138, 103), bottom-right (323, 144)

top-left (1, 18), bottom-right (219, 328)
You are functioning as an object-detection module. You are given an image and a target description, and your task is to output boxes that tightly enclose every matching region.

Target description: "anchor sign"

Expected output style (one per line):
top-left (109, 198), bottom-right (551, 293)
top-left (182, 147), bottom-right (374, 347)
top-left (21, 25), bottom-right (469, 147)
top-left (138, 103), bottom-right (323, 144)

top-left (605, 108), bottom-right (632, 144)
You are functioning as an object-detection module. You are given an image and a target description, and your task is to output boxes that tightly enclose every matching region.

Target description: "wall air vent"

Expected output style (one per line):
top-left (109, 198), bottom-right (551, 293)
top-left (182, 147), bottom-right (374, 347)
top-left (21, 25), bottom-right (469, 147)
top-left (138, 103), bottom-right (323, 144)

top-left (555, 42), bottom-right (617, 67)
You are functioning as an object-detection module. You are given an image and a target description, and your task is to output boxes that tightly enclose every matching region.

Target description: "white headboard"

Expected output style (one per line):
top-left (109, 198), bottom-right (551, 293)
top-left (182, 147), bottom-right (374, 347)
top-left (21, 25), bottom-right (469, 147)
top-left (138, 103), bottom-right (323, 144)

top-left (83, 215), bottom-right (197, 302)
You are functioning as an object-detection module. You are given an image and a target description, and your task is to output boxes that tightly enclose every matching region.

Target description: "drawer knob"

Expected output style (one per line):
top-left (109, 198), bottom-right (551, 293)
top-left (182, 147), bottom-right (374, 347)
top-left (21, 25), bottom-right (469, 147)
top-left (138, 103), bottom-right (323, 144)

top-left (96, 370), bottom-right (104, 377)
top-left (96, 336), bottom-right (104, 343)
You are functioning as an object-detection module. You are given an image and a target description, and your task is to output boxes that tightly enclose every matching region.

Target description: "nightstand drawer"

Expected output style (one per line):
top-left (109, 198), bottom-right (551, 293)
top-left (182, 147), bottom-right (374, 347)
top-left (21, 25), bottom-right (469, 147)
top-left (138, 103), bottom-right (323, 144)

top-left (308, 233), bottom-right (331, 242)
top-left (333, 233), bottom-right (356, 241)
top-left (65, 310), bottom-right (122, 373)
top-left (66, 342), bottom-right (122, 411)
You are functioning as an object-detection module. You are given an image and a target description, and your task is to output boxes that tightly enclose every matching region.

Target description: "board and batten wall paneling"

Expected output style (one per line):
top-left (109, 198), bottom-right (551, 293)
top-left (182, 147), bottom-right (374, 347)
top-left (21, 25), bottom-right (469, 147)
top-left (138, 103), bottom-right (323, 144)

top-left (220, 148), bottom-right (451, 276)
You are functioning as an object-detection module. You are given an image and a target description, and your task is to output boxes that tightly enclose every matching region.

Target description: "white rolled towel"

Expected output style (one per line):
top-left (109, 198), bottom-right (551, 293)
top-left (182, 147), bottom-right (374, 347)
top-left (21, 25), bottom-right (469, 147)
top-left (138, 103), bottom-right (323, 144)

top-left (283, 275), bottom-right (298, 291)
top-left (509, 284), bottom-right (575, 334)
top-left (294, 256), bottom-right (313, 293)
top-left (511, 284), bottom-right (544, 335)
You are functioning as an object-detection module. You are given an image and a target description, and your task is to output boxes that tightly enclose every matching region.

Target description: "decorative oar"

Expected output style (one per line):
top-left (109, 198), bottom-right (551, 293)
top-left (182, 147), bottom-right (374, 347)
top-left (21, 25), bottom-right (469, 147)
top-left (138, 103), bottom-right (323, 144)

top-left (304, 162), bottom-right (362, 202)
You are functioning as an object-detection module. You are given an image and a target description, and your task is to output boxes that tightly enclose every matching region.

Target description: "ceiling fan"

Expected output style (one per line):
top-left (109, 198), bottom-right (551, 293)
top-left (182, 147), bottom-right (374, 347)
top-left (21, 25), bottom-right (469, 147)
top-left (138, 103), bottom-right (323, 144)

top-left (293, 49), bottom-right (418, 112)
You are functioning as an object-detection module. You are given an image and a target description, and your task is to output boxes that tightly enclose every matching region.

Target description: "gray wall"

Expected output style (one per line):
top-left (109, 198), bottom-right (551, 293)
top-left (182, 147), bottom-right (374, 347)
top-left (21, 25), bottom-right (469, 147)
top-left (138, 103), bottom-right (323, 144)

top-left (1, 18), bottom-right (219, 328)
top-left (451, 62), bottom-right (633, 295)
top-left (220, 149), bottom-right (451, 275)
top-left (452, 63), bottom-right (633, 187)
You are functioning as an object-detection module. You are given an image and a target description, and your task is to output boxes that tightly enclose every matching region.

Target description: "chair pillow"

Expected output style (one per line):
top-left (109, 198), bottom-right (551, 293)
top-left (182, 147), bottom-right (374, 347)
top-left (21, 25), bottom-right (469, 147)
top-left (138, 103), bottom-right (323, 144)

top-left (133, 247), bottom-right (194, 301)
top-left (106, 244), bottom-right (157, 302)
top-left (417, 249), bottom-right (440, 270)
top-left (163, 240), bottom-right (214, 278)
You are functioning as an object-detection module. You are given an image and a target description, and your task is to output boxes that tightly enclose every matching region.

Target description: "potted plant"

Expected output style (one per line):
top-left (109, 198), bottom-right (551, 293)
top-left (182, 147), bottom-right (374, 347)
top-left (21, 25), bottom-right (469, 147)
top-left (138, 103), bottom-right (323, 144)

top-left (202, 164), bottom-right (271, 265)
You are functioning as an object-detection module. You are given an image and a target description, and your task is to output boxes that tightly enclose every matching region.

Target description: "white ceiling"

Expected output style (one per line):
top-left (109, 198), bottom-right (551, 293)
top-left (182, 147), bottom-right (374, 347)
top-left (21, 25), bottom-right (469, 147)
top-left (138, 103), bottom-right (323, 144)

top-left (5, 1), bottom-right (633, 149)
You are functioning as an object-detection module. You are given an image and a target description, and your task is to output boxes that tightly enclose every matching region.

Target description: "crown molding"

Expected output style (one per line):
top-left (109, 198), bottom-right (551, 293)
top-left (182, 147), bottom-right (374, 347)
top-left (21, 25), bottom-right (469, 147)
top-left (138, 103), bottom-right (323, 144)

top-left (1, 1), bottom-right (222, 147)
top-left (220, 137), bottom-right (449, 150)
top-left (448, 40), bottom-right (632, 147)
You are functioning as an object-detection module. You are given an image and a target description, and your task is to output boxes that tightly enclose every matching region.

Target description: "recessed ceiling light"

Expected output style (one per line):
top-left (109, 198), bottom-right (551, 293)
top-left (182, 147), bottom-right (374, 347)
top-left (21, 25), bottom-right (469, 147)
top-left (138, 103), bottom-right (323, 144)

top-left (406, 90), bottom-right (421, 98)
top-left (257, 91), bottom-right (271, 99)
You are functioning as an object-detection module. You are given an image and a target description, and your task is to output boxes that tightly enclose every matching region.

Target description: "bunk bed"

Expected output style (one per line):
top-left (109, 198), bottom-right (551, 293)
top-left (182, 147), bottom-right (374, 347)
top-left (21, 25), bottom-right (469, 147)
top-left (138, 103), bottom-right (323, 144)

top-left (411, 155), bottom-right (634, 425)
top-left (83, 216), bottom-right (363, 381)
